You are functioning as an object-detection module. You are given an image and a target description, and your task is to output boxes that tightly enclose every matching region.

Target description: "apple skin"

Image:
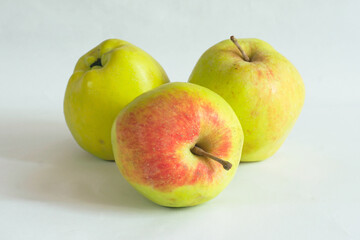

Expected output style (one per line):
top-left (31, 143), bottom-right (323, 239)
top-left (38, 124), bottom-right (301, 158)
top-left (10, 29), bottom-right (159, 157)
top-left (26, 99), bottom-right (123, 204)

top-left (64, 39), bottom-right (169, 160)
top-left (111, 82), bottom-right (243, 207)
top-left (189, 38), bottom-right (305, 162)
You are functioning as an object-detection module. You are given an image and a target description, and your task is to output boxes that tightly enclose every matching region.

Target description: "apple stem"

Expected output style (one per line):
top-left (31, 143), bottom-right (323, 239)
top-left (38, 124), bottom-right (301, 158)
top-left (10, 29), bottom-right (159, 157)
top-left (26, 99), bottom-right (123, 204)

top-left (230, 36), bottom-right (250, 62)
top-left (191, 145), bottom-right (232, 171)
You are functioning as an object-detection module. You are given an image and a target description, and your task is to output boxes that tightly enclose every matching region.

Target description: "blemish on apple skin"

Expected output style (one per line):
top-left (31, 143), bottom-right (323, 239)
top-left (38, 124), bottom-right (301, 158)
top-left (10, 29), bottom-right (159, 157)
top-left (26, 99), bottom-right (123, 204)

top-left (269, 69), bottom-right (274, 77)
top-left (99, 139), bottom-right (104, 144)
top-left (266, 69), bottom-right (275, 79)
top-left (250, 110), bottom-right (259, 117)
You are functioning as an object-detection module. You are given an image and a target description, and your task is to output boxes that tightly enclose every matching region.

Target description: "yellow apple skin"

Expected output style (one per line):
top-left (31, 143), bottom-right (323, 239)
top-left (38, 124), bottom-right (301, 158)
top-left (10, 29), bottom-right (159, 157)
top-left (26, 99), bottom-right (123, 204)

top-left (64, 39), bottom-right (169, 160)
top-left (111, 83), bottom-right (243, 207)
top-left (189, 38), bottom-right (305, 162)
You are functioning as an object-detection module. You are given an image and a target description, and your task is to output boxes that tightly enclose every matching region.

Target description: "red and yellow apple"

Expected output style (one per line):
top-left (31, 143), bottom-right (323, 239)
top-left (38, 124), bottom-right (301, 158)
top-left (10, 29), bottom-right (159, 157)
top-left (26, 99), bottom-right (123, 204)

top-left (189, 37), bottom-right (305, 162)
top-left (111, 82), bottom-right (243, 207)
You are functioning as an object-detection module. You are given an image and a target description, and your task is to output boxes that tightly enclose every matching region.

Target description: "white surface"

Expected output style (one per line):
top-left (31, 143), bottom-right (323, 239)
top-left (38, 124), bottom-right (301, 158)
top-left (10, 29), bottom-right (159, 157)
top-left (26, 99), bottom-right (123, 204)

top-left (0, 0), bottom-right (359, 239)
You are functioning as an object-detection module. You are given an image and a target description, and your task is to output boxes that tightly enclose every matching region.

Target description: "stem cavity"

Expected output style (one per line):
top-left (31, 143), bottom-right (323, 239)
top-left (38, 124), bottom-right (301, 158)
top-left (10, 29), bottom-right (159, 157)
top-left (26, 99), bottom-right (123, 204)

top-left (90, 58), bottom-right (102, 68)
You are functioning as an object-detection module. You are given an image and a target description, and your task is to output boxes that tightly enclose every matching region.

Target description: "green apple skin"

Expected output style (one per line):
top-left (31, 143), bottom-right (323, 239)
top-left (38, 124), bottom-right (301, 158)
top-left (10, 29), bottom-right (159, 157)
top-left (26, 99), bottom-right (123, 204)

top-left (111, 82), bottom-right (243, 207)
top-left (189, 38), bottom-right (305, 162)
top-left (64, 39), bottom-right (169, 160)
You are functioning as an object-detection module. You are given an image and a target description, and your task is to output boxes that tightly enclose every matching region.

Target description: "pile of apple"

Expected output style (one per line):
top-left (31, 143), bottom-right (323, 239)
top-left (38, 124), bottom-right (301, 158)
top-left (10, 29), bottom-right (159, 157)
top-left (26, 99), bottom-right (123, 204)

top-left (64, 36), bottom-right (305, 207)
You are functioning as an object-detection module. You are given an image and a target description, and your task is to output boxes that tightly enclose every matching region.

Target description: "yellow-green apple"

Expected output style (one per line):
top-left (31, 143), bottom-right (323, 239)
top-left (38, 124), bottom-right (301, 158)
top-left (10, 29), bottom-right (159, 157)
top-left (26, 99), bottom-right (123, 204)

top-left (111, 82), bottom-right (243, 207)
top-left (64, 39), bottom-right (169, 160)
top-left (189, 36), bottom-right (305, 162)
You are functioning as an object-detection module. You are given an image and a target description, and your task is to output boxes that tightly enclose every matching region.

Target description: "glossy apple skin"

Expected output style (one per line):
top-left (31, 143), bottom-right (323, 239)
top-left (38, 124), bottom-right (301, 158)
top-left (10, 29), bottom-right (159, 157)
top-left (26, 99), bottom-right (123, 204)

top-left (64, 39), bottom-right (169, 160)
top-left (111, 82), bottom-right (243, 207)
top-left (189, 38), bottom-right (305, 162)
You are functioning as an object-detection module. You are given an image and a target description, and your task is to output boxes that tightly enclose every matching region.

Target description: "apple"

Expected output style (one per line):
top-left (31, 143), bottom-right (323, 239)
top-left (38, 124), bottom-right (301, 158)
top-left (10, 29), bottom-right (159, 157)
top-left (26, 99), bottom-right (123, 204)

top-left (111, 82), bottom-right (243, 207)
top-left (64, 39), bottom-right (169, 160)
top-left (189, 36), bottom-right (305, 162)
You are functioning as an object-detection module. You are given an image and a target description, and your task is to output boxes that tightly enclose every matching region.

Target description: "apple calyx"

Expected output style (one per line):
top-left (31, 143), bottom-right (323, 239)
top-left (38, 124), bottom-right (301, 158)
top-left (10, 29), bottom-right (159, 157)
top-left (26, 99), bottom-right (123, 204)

top-left (190, 145), bottom-right (232, 171)
top-left (230, 36), bottom-right (250, 62)
top-left (90, 58), bottom-right (102, 68)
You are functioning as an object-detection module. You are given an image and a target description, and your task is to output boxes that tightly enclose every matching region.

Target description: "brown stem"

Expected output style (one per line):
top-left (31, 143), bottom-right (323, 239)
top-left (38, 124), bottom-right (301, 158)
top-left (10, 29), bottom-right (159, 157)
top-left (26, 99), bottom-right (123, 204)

top-left (230, 36), bottom-right (250, 62)
top-left (191, 145), bottom-right (232, 171)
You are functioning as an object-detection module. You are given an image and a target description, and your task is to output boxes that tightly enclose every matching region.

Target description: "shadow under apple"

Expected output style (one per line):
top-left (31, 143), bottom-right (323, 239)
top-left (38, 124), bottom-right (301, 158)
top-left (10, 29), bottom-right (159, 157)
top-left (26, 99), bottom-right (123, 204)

top-left (0, 117), bottom-right (160, 212)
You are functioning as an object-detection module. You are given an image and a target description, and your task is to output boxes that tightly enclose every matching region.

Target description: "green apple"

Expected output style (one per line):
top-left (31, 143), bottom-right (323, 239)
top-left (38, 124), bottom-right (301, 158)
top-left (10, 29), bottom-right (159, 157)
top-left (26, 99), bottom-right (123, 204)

top-left (111, 82), bottom-right (243, 207)
top-left (64, 39), bottom-right (169, 160)
top-left (189, 36), bottom-right (305, 162)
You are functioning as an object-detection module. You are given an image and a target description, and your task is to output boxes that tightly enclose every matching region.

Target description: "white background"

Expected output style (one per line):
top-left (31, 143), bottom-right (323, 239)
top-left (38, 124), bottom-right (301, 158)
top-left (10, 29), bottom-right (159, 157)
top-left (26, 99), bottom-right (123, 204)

top-left (1, 0), bottom-right (359, 239)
